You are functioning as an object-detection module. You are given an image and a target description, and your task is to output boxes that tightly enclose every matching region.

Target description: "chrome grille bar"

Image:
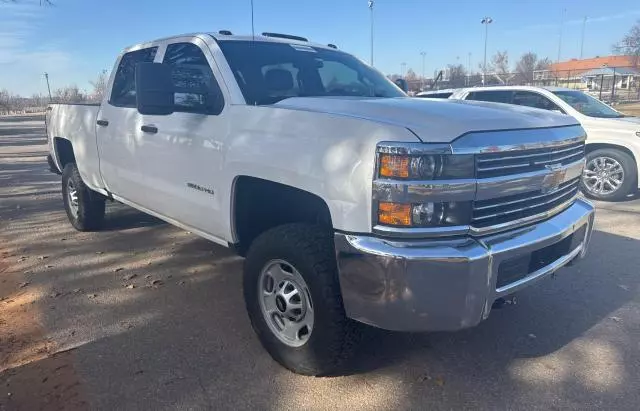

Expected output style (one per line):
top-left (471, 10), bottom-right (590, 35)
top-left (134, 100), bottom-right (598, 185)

top-left (477, 142), bottom-right (585, 179)
top-left (472, 178), bottom-right (580, 227)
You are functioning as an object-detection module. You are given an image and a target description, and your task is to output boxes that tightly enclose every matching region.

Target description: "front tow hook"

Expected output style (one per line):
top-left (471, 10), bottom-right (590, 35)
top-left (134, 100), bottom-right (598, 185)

top-left (492, 295), bottom-right (517, 309)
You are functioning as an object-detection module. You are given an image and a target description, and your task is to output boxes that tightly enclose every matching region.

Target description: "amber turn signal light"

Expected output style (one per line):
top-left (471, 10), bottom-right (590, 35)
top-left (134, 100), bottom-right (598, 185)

top-left (379, 154), bottom-right (409, 178)
top-left (378, 202), bottom-right (412, 226)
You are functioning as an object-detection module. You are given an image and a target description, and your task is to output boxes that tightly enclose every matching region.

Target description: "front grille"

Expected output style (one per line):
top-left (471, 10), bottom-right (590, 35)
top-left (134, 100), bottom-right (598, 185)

top-left (472, 177), bottom-right (580, 228)
top-left (476, 141), bottom-right (585, 179)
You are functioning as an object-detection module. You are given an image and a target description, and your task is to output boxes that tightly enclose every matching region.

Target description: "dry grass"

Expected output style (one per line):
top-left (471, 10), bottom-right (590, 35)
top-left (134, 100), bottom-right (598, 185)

top-left (617, 102), bottom-right (640, 117)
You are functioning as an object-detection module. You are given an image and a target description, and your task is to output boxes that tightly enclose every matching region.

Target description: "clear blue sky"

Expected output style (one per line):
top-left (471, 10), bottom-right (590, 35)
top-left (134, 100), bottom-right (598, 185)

top-left (1, 0), bottom-right (639, 95)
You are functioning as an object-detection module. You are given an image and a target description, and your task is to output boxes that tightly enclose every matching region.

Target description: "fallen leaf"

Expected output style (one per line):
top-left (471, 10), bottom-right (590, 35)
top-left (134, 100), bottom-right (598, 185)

top-left (144, 274), bottom-right (152, 279)
top-left (125, 284), bottom-right (135, 289)
top-left (178, 280), bottom-right (186, 286)
top-left (38, 256), bottom-right (49, 260)
top-left (45, 265), bottom-right (54, 269)
top-left (618, 285), bottom-right (630, 291)
top-left (113, 267), bottom-right (124, 273)
top-left (528, 333), bottom-right (537, 339)
top-left (18, 282), bottom-right (30, 288)
top-left (123, 273), bottom-right (137, 281)
top-left (72, 288), bottom-right (82, 293)
top-left (87, 293), bottom-right (97, 299)
top-left (49, 292), bottom-right (61, 298)
top-left (610, 316), bottom-right (622, 323)
top-left (151, 279), bottom-right (164, 286)
top-left (95, 251), bottom-right (103, 255)
top-left (434, 377), bottom-right (445, 386)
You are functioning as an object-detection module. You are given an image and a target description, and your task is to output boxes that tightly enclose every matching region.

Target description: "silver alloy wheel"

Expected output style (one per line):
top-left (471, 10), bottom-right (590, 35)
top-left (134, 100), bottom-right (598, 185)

top-left (258, 259), bottom-right (314, 348)
top-left (66, 178), bottom-right (79, 218)
top-left (583, 156), bottom-right (625, 196)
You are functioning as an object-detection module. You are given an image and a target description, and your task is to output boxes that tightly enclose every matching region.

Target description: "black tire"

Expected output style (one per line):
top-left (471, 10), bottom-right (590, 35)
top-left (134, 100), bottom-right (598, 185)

top-left (61, 163), bottom-right (106, 231)
top-left (243, 223), bottom-right (360, 376)
top-left (580, 148), bottom-right (637, 201)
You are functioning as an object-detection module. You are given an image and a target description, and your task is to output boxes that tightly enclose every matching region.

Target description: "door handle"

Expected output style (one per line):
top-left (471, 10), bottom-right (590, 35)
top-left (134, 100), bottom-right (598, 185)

top-left (141, 125), bottom-right (158, 134)
top-left (96, 119), bottom-right (109, 127)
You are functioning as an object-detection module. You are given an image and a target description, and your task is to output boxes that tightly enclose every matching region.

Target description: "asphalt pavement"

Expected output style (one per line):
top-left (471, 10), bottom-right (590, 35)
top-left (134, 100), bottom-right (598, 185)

top-left (1, 114), bottom-right (639, 410)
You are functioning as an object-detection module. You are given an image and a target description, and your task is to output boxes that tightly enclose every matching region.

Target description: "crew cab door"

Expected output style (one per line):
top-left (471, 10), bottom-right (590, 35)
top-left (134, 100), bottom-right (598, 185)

top-left (96, 46), bottom-right (160, 203)
top-left (133, 37), bottom-right (230, 239)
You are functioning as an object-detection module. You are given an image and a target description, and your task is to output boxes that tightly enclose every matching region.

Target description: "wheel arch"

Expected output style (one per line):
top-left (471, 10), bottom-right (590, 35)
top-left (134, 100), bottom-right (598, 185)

top-left (230, 176), bottom-right (333, 256)
top-left (53, 137), bottom-right (76, 171)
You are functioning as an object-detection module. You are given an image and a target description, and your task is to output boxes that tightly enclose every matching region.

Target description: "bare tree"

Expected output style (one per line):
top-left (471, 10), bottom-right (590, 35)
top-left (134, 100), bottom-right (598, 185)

top-left (54, 86), bottom-right (85, 103)
top-left (487, 51), bottom-right (516, 85)
top-left (516, 53), bottom-right (552, 84)
top-left (446, 64), bottom-right (467, 87)
top-left (404, 68), bottom-right (418, 82)
top-left (90, 70), bottom-right (109, 101)
top-left (0, 0), bottom-right (54, 5)
top-left (613, 19), bottom-right (640, 66)
top-left (0, 89), bottom-right (12, 113)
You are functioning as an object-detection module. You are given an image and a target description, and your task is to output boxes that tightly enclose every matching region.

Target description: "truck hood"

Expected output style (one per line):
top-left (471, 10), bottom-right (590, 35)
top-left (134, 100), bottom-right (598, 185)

top-left (275, 97), bottom-right (579, 143)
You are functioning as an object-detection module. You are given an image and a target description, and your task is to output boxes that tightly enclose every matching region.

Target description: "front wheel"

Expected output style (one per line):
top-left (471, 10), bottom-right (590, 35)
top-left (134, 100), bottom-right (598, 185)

top-left (580, 148), bottom-right (637, 201)
top-left (243, 224), bottom-right (360, 376)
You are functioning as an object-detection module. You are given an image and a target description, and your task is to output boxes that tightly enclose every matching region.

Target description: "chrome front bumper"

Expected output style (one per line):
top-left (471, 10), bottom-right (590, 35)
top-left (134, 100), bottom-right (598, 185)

top-left (335, 198), bottom-right (595, 332)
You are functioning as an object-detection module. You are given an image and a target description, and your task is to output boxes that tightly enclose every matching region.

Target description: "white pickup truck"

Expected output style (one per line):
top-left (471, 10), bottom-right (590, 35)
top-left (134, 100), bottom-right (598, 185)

top-left (46, 31), bottom-right (595, 376)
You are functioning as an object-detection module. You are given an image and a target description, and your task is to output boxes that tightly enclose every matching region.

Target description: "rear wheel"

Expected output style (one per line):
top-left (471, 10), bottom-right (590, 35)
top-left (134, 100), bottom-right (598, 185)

top-left (243, 224), bottom-right (360, 376)
top-left (62, 163), bottom-right (105, 231)
top-left (580, 148), bottom-right (637, 201)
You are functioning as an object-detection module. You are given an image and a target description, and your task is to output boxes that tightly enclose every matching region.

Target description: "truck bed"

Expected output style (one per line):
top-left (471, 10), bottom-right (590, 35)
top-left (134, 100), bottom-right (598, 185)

top-left (47, 103), bottom-right (103, 189)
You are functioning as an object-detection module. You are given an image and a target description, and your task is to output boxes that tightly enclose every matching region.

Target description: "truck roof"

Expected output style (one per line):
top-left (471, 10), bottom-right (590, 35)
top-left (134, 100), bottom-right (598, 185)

top-left (122, 32), bottom-right (339, 53)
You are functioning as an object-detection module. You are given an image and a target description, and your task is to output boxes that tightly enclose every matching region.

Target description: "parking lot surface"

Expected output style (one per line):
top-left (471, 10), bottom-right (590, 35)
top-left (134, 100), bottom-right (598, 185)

top-left (1, 114), bottom-right (639, 410)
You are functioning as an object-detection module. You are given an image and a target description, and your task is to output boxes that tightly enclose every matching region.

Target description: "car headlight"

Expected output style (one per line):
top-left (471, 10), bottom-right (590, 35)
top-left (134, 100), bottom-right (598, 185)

top-left (379, 154), bottom-right (475, 180)
top-left (378, 201), bottom-right (472, 227)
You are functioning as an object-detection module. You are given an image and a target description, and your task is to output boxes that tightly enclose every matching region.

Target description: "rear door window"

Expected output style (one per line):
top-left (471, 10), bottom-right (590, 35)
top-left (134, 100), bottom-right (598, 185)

top-left (163, 42), bottom-right (224, 115)
top-left (467, 90), bottom-right (513, 104)
top-left (109, 47), bottom-right (158, 107)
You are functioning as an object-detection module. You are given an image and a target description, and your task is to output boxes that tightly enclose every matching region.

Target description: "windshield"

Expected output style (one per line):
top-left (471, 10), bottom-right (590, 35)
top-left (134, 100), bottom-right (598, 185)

top-left (217, 40), bottom-right (405, 105)
top-left (552, 90), bottom-right (624, 118)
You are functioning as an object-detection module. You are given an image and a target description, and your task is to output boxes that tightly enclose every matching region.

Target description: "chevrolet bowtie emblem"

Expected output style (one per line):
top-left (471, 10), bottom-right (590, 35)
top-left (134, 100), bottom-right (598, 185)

top-left (541, 164), bottom-right (566, 193)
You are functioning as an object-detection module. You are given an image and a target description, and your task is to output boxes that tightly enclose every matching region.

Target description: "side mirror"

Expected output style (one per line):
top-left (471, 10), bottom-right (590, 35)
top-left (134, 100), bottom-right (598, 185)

top-left (394, 78), bottom-right (408, 93)
top-left (135, 62), bottom-right (174, 115)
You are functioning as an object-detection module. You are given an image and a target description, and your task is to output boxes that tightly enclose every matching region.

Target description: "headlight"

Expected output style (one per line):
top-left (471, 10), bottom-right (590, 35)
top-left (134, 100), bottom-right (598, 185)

top-left (378, 201), bottom-right (472, 227)
top-left (379, 154), bottom-right (474, 180)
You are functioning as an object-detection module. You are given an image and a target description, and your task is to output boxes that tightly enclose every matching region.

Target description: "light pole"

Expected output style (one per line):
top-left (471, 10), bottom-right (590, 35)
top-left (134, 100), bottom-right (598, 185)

top-left (481, 17), bottom-right (493, 85)
top-left (420, 51), bottom-right (426, 91)
top-left (580, 16), bottom-right (588, 59)
top-left (401, 62), bottom-right (407, 78)
top-left (44, 72), bottom-right (52, 102)
top-left (557, 8), bottom-right (566, 64)
top-left (467, 52), bottom-right (471, 85)
top-left (368, 0), bottom-right (374, 66)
